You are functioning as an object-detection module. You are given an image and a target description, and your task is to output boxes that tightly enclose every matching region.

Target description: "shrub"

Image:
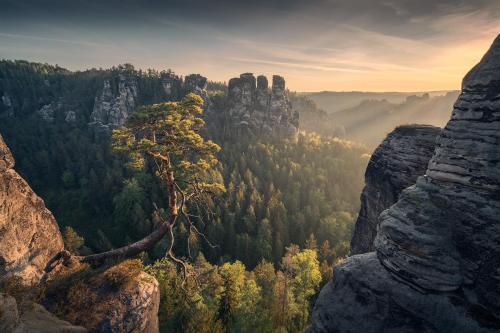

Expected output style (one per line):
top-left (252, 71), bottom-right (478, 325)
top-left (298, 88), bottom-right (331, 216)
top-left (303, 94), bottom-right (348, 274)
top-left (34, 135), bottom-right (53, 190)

top-left (103, 259), bottom-right (143, 289)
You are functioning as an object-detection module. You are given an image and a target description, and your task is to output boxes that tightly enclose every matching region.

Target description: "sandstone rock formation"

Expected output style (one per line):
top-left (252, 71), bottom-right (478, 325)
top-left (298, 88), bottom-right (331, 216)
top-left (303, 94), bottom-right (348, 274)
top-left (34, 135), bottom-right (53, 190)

top-left (90, 72), bottom-right (211, 130)
top-left (160, 71), bottom-right (182, 98)
top-left (185, 74), bottom-right (211, 110)
top-left (92, 272), bottom-right (160, 333)
top-left (90, 75), bottom-right (138, 128)
top-left (227, 73), bottom-right (299, 139)
top-left (42, 259), bottom-right (160, 333)
top-left (308, 35), bottom-right (500, 332)
top-left (350, 125), bottom-right (440, 255)
top-left (0, 293), bottom-right (88, 333)
top-left (0, 134), bottom-right (64, 285)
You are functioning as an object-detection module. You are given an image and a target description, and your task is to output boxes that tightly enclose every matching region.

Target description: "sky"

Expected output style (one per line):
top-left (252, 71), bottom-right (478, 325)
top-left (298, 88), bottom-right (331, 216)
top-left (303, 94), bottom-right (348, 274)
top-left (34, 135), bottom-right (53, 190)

top-left (1, 0), bottom-right (500, 92)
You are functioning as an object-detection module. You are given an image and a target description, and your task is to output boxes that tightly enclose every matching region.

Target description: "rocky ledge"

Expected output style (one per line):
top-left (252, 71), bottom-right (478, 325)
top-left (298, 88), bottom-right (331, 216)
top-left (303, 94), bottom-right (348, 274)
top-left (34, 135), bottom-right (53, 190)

top-left (308, 35), bottom-right (500, 332)
top-left (350, 125), bottom-right (440, 255)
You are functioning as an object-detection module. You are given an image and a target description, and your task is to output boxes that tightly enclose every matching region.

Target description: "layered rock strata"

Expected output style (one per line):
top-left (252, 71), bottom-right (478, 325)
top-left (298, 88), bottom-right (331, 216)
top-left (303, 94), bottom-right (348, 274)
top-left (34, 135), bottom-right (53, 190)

top-left (227, 73), bottom-right (299, 139)
top-left (350, 125), bottom-right (440, 255)
top-left (308, 35), bottom-right (500, 332)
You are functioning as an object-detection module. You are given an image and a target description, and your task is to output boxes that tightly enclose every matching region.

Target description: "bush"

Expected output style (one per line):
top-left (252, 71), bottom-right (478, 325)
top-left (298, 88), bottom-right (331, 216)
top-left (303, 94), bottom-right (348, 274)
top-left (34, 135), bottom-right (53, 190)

top-left (103, 259), bottom-right (143, 289)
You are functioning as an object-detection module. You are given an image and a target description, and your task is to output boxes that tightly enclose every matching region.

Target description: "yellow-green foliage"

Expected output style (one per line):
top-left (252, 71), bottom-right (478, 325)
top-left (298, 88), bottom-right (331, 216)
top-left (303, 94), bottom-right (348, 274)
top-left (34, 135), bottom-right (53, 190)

top-left (63, 226), bottom-right (85, 255)
top-left (147, 248), bottom-right (323, 333)
top-left (112, 93), bottom-right (225, 196)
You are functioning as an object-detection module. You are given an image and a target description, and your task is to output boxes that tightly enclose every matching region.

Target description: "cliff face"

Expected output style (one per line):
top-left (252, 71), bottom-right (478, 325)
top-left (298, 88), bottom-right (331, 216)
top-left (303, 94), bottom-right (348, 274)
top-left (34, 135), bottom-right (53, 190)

top-left (309, 35), bottom-right (500, 332)
top-left (227, 73), bottom-right (299, 139)
top-left (90, 72), bottom-right (210, 129)
top-left (0, 134), bottom-right (64, 286)
top-left (350, 125), bottom-right (440, 255)
top-left (90, 75), bottom-right (139, 129)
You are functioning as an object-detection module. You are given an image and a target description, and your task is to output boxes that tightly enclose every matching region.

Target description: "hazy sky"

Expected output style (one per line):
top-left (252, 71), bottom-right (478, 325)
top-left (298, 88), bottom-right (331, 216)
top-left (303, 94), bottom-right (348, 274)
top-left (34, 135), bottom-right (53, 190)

top-left (1, 0), bottom-right (500, 91)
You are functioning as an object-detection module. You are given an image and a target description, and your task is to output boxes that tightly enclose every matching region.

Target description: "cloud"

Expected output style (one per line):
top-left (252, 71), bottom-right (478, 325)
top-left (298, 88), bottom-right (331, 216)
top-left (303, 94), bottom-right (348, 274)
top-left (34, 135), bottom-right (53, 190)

top-left (0, 0), bottom-right (499, 91)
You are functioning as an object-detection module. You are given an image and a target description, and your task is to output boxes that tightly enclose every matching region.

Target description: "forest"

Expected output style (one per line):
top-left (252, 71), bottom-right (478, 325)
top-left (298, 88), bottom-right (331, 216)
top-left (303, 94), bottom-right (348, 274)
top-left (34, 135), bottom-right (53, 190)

top-left (0, 60), bottom-right (369, 332)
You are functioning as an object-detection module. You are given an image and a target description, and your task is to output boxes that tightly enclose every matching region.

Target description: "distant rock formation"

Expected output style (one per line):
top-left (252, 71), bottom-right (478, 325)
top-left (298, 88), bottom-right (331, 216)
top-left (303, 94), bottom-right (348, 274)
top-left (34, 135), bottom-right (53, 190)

top-left (90, 75), bottom-right (139, 129)
top-left (160, 71), bottom-right (182, 98)
top-left (226, 73), bottom-right (299, 140)
top-left (185, 73), bottom-right (211, 110)
top-left (90, 72), bottom-right (210, 130)
top-left (0, 134), bottom-right (64, 286)
top-left (1, 93), bottom-right (14, 117)
top-left (308, 35), bottom-right (500, 332)
top-left (350, 125), bottom-right (440, 255)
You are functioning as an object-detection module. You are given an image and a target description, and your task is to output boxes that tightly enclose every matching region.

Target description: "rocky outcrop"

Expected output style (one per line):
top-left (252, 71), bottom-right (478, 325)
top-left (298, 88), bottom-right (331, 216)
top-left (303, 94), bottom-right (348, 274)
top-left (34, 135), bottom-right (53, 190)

top-left (42, 259), bottom-right (160, 333)
top-left (227, 73), bottom-right (299, 140)
top-left (90, 75), bottom-right (138, 128)
top-left (309, 35), bottom-right (500, 332)
top-left (1, 93), bottom-right (14, 117)
top-left (350, 125), bottom-right (440, 255)
top-left (0, 134), bottom-right (64, 285)
top-left (90, 72), bottom-right (211, 130)
top-left (185, 74), bottom-right (211, 110)
top-left (0, 293), bottom-right (88, 333)
top-left (160, 71), bottom-right (182, 98)
top-left (92, 272), bottom-right (159, 333)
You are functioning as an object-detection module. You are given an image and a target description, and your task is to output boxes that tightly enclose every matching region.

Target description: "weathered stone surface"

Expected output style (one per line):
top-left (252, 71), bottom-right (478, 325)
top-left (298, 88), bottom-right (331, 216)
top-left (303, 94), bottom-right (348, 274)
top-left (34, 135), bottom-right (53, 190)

top-left (90, 75), bottom-right (138, 128)
top-left (309, 35), bottom-right (500, 332)
top-left (0, 294), bottom-right (88, 333)
top-left (0, 134), bottom-right (64, 285)
top-left (0, 134), bottom-right (14, 171)
top-left (43, 258), bottom-right (160, 333)
top-left (310, 254), bottom-right (498, 333)
top-left (92, 272), bottom-right (160, 333)
top-left (350, 125), bottom-right (440, 255)
top-left (226, 73), bottom-right (298, 139)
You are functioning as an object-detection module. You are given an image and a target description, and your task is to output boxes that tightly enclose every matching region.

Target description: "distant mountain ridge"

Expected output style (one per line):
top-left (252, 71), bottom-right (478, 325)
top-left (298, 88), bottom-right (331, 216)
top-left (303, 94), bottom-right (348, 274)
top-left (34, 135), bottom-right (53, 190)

top-left (302, 90), bottom-right (458, 114)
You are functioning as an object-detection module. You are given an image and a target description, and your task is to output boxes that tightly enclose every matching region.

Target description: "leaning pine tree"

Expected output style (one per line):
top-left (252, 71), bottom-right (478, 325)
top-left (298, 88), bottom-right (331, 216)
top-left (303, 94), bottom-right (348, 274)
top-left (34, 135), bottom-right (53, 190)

top-left (81, 93), bottom-right (225, 266)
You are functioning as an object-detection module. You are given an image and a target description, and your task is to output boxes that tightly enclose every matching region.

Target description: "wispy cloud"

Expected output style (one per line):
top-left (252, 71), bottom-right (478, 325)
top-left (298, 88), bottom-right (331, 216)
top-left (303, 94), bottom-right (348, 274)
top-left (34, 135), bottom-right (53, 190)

top-left (0, 32), bottom-right (112, 47)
